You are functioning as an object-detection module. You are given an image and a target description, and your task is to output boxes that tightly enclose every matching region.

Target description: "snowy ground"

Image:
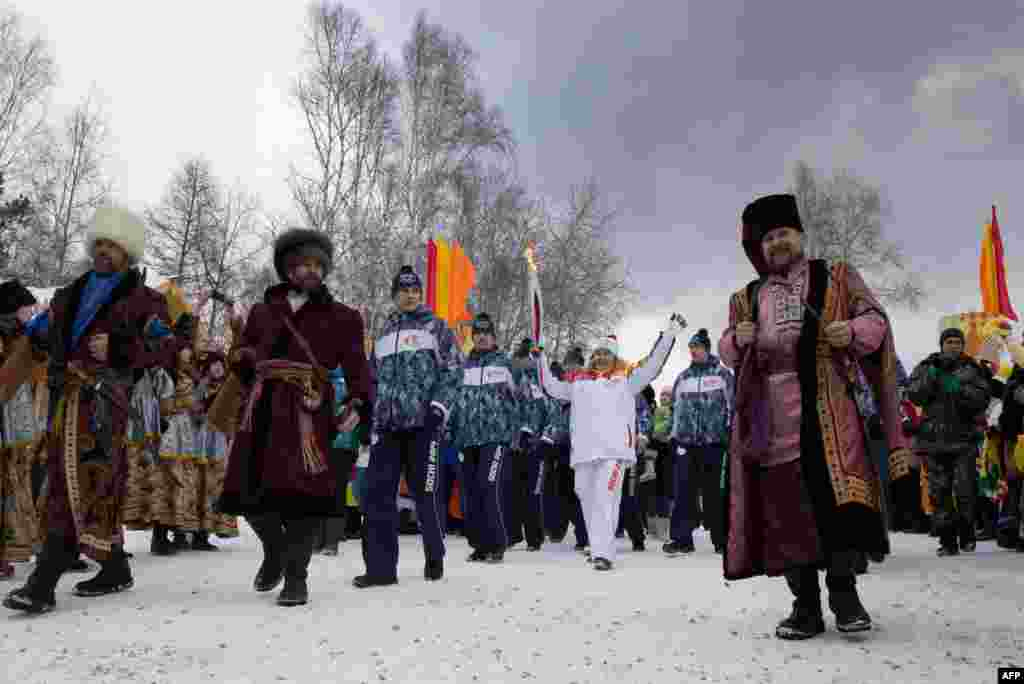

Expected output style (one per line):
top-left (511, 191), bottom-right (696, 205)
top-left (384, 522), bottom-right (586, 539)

top-left (1, 527), bottom-right (1021, 684)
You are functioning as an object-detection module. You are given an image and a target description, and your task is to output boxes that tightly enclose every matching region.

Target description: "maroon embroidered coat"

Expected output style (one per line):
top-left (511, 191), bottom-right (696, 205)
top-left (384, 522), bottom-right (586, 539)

top-left (44, 269), bottom-right (185, 560)
top-left (218, 284), bottom-right (373, 518)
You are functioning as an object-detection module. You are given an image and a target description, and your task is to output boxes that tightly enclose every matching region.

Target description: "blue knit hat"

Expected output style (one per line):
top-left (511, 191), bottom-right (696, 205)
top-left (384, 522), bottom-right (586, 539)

top-left (689, 328), bottom-right (711, 348)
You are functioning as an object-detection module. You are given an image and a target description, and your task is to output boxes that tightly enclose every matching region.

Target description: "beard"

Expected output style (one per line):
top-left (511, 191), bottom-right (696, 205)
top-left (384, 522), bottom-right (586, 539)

top-left (94, 254), bottom-right (116, 273)
top-left (292, 274), bottom-right (322, 292)
top-left (765, 246), bottom-right (802, 273)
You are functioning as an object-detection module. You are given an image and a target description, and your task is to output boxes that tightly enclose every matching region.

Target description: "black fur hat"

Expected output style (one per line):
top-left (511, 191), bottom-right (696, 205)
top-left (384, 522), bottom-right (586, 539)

top-left (273, 229), bottom-right (334, 282)
top-left (0, 280), bottom-right (36, 316)
top-left (741, 193), bottom-right (803, 275)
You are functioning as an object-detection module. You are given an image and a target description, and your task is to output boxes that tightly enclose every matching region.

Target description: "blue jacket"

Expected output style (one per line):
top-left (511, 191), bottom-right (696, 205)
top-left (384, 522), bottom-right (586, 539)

top-left (541, 398), bottom-right (571, 445)
top-left (370, 305), bottom-right (463, 433)
top-left (448, 348), bottom-right (523, 450)
top-left (670, 355), bottom-right (734, 447)
top-left (514, 360), bottom-right (551, 442)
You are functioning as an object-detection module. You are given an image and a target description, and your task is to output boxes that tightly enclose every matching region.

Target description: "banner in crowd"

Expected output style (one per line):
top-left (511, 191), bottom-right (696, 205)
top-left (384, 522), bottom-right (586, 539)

top-left (980, 205), bottom-right (1016, 321)
top-left (426, 236), bottom-right (476, 351)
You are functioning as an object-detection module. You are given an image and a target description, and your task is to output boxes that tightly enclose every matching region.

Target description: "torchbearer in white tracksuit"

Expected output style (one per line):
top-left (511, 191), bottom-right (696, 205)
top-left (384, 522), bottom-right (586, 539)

top-left (536, 315), bottom-right (684, 570)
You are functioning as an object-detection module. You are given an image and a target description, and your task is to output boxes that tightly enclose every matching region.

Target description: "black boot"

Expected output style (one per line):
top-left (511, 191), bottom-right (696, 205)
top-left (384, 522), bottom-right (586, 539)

top-left (191, 530), bottom-right (219, 551)
top-left (74, 548), bottom-right (134, 597)
top-left (3, 534), bottom-right (75, 614)
top-left (825, 572), bottom-right (871, 633)
top-left (247, 515), bottom-right (285, 593)
top-left (277, 518), bottom-right (316, 606)
top-left (352, 574), bottom-right (398, 588)
top-left (172, 530), bottom-right (189, 551)
top-left (937, 527), bottom-right (959, 557)
top-left (958, 518), bottom-right (976, 552)
top-left (150, 525), bottom-right (177, 556)
top-left (776, 568), bottom-right (825, 640)
top-left (424, 558), bottom-right (443, 581)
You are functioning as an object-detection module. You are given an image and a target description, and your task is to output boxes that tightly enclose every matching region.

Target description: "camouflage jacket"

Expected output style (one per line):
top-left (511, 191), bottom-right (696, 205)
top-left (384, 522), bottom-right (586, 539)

top-left (541, 398), bottom-right (571, 445)
top-left (670, 355), bottom-right (734, 447)
top-left (370, 306), bottom-right (463, 433)
top-left (449, 348), bottom-right (523, 450)
top-left (513, 360), bottom-right (551, 441)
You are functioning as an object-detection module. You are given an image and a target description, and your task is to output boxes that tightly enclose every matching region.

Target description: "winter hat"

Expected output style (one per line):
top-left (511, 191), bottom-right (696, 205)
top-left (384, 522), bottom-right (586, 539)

top-left (87, 206), bottom-right (146, 264)
top-left (593, 334), bottom-right (620, 358)
top-left (273, 229), bottom-right (334, 282)
top-left (550, 361), bottom-right (565, 380)
top-left (939, 327), bottom-right (965, 346)
top-left (689, 328), bottom-right (711, 349)
top-left (741, 193), bottom-right (803, 275)
top-left (641, 385), bottom-right (656, 406)
top-left (471, 312), bottom-right (496, 336)
top-left (0, 280), bottom-right (36, 316)
top-left (514, 337), bottom-right (534, 358)
top-left (391, 265), bottom-right (423, 297)
top-left (563, 346), bottom-right (585, 368)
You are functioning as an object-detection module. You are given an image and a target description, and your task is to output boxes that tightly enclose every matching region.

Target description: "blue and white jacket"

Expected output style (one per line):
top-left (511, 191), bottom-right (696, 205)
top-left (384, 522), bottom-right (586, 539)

top-left (670, 354), bottom-right (734, 447)
top-left (514, 360), bottom-right (551, 444)
top-left (448, 348), bottom-right (523, 450)
top-left (370, 305), bottom-right (463, 433)
top-left (541, 398), bottom-right (571, 446)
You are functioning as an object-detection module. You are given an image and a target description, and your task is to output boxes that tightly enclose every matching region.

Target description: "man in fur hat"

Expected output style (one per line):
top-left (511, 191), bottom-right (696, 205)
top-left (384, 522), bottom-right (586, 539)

top-left (719, 193), bottom-right (912, 639)
top-left (218, 228), bottom-right (373, 607)
top-left (906, 328), bottom-right (991, 556)
top-left (4, 207), bottom-right (193, 614)
top-left (354, 265), bottom-right (462, 588)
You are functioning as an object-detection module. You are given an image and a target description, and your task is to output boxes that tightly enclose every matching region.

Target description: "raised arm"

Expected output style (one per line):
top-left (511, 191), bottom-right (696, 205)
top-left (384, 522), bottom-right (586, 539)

top-left (627, 316), bottom-right (685, 394)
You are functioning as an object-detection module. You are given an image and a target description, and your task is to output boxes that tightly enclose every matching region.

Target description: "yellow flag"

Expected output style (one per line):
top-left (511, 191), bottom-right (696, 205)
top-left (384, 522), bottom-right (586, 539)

top-left (158, 280), bottom-right (192, 325)
top-left (434, 238), bottom-right (451, 322)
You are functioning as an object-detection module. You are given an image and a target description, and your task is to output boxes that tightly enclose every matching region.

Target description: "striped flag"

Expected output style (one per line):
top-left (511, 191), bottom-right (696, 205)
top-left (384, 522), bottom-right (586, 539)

top-left (980, 205), bottom-right (1017, 321)
top-left (524, 242), bottom-right (544, 349)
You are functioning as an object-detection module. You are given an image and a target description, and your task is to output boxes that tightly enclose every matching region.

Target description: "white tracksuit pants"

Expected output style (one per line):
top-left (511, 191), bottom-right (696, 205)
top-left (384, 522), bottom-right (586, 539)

top-left (574, 458), bottom-right (627, 563)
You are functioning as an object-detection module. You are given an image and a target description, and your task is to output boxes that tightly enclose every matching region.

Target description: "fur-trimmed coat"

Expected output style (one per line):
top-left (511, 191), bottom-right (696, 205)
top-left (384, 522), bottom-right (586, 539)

top-left (40, 268), bottom-right (184, 559)
top-left (218, 283), bottom-right (373, 518)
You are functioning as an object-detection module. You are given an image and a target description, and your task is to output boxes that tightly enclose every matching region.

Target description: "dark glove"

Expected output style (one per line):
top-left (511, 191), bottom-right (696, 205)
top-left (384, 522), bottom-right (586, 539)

top-left (0, 314), bottom-right (20, 337)
top-left (518, 430), bottom-right (535, 452)
top-left (174, 313), bottom-right (195, 343)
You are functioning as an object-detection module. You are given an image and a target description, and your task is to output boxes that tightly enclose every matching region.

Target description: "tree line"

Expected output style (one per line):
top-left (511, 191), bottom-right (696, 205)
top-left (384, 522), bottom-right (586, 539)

top-left (0, 3), bottom-right (921, 354)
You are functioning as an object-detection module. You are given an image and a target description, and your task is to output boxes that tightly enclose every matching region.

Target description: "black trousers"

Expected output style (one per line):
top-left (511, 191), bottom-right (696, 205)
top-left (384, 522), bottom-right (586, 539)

top-left (312, 448), bottom-right (357, 550)
top-left (247, 514), bottom-right (319, 581)
top-left (784, 550), bottom-right (860, 602)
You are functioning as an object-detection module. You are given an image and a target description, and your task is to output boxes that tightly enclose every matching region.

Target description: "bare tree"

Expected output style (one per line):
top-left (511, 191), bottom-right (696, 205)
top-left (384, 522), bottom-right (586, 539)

top-left (396, 12), bottom-right (514, 239)
top-left (146, 158), bottom-right (221, 289)
top-left (0, 11), bottom-right (55, 178)
top-left (790, 161), bottom-right (924, 309)
top-left (447, 163), bottom-right (544, 348)
top-left (0, 171), bottom-right (31, 278)
top-left (194, 184), bottom-right (269, 341)
top-left (289, 1), bottom-right (399, 243)
top-left (537, 179), bottom-right (634, 356)
top-left (28, 96), bottom-right (111, 284)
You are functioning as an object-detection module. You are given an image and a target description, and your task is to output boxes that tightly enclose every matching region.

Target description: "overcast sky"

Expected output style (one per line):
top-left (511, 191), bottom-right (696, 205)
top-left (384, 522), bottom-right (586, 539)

top-left (13, 0), bottom-right (1024, 390)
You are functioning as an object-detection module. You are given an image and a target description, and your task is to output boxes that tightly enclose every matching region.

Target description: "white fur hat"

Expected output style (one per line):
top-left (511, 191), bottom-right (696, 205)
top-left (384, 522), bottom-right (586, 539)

top-left (87, 206), bottom-right (146, 263)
